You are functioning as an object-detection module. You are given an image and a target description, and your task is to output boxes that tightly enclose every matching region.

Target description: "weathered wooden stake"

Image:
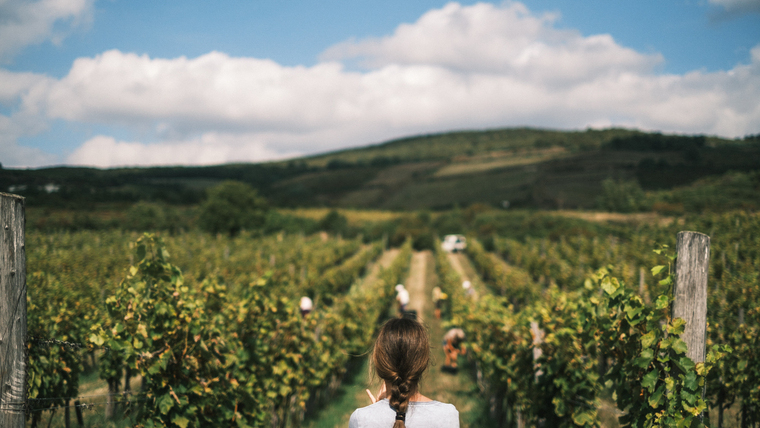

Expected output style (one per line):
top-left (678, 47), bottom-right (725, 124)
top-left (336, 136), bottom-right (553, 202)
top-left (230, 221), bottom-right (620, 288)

top-left (530, 321), bottom-right (545, 384)
top-left (672, 231), bottom-right (710, 365)
top-left (74, 400), bottom-right (84, 427)
top-left (106, 378), bottom-right (119, 419)
top-left (639, 266), bottom-right (650, 303)
top-left (721, 251), bottom-right (727, 276)
top-left (64, 399), bottom-right (70, 428)
top-left (0, 193), bottom-right (27, 428)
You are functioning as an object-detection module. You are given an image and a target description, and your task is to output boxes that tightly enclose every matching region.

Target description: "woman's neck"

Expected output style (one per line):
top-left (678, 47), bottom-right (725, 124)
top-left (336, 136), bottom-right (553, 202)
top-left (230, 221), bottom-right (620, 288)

top-left (409, 392), bottom-right (432, 402)
top-left (382, 382), bottom-right (432, 402)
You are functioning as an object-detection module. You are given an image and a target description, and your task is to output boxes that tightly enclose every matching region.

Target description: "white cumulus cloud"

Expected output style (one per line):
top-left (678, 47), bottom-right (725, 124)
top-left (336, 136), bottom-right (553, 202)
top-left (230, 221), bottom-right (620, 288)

top-left (26, 50), bottom-right (363, 133)
top-left (0, 110), bottom-right (58, 167)
top-left (0, 0), bottom-right (95, 61)
top-left (66, 134), bottom-right (301, 168)
top-left (321, 2), bottom-right (663, 86)
top-left (0, 68), bottom-right (48, 104)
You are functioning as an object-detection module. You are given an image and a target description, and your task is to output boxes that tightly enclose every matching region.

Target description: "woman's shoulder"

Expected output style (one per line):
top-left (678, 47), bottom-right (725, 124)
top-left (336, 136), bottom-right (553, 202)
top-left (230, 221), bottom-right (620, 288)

top-left (352, 399), bottom-right (391, 414)
top-left (349, 400), bottom-right (393, 428)
top-left (410, 400), bottom-right (460, 427)
top-left (413, 399), bottom-right (455, 406)
top-left (412, 400), bottom-right (458, 413)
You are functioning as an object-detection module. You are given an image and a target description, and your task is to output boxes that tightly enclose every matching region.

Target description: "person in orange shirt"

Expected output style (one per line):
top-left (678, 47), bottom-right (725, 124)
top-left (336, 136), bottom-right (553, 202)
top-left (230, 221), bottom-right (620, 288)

top-left (442, 328), bottom-right (466, 373)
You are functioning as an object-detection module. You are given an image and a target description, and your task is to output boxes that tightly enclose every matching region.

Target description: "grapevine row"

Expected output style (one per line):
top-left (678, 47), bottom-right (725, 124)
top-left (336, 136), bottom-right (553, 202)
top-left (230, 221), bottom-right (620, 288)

top-left (436, 237), bottom-right (732, 427)
top-left (484, 211), bottom-right (760, 425)
top-left (25, 231), bottom-right (396, 427)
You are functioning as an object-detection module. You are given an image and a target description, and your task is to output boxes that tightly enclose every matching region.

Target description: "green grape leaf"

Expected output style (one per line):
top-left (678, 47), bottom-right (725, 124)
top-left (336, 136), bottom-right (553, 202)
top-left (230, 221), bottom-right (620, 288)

top-left (173, 416), bottom-right (190, 428)
top-left (671, 339), bottom-right (688, 355)
top-left (601, 276), bottom-right (618, 295)
top-left (655, 295), bottom-right (669, 310)
top-left (641, 331), bottom-right (658, 349)
top-left (642, 369), bottom-right (659, 392)
top-left (572, 410), bottom-right (597, 426)
top-left (649, 384), bottom-right (665, 408)
top-left (682, 370), bottom-right (699, 391)
top-left (158, 394), bottom-right (174, 414)
top-left (667, 318), bottom-right (686, 335)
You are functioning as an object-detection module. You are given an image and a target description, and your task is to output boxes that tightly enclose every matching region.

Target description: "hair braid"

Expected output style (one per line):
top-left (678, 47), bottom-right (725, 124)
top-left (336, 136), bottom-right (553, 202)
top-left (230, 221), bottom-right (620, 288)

top-left (372, 318), bottom-right (430, 428)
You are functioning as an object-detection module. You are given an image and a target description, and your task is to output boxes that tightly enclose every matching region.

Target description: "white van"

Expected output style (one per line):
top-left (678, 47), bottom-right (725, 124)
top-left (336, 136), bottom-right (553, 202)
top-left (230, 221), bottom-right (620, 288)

top-left (441, 234), bottom-right (467, 253)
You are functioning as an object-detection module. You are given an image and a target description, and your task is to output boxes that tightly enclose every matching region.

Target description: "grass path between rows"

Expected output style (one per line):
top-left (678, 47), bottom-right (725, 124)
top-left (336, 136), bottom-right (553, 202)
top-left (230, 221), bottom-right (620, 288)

top-left (305, 250), bottom-right (490, 428)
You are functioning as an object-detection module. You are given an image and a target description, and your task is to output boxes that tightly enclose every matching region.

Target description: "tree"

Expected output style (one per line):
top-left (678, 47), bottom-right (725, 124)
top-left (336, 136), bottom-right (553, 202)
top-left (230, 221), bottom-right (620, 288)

top-left (318, 210), bottom-right (348, 235)
top-left (596, 178), bottom-right (649, 213)
top-left (198, 181), bottom-right (268, 236)
top-left (125, 201), bottom-right (182, 232)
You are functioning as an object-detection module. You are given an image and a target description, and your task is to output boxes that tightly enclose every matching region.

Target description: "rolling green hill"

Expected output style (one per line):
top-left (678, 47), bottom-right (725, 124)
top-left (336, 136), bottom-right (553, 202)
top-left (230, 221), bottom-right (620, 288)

top-left (2, 127), bottom-right (759, 213)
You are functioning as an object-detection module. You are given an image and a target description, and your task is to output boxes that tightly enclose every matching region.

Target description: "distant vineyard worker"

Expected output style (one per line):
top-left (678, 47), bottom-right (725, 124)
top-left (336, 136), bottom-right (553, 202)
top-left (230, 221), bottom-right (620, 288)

top-left (462, 280), bottom-right (474, 298)
top-left (442, 328), bottom-right (466, 372)
top-left (395, 284), bottom-right (410, 316)
top-left (299, 296), bottom-right (313, 317)
top-left (351, 317), bottom-right (459, 428)
top-left (431, 286), bottom-right (447, 320)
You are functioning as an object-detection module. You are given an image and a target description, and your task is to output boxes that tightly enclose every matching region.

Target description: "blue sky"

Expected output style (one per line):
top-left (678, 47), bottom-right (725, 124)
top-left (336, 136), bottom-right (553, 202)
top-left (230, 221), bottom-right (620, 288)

top-left (1, 0), bottom-right (759, 168)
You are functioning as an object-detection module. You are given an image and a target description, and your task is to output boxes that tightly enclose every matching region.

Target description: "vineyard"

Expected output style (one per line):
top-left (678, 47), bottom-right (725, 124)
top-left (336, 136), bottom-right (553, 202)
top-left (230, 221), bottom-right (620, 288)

top-left (13, 228), bottom-right (412, 427)
top-left (1, 203), bottom-right (759, 427)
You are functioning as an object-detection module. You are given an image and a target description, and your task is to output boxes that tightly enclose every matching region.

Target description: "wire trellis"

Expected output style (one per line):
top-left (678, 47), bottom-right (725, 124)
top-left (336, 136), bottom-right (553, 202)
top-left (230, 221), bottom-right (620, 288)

top-left (1, 325), bottom-right (133, 420)
top-left (27, 394), bottom-right (152, 414)
top-left (3, 390), bottom-right (158, 415)
top-left (27, 336), bottom-right (111, 352)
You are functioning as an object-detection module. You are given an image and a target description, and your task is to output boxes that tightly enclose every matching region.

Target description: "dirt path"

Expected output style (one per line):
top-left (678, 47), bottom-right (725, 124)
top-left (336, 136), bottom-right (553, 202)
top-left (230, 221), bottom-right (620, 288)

top-left (405, 251), bottom-right (428, 320)
top-left (447, 253), bottom-right (485, 300)
top-left (551, 210), bottom-right (676, 227)
top-left (357, 248), bottom-right (400, 291)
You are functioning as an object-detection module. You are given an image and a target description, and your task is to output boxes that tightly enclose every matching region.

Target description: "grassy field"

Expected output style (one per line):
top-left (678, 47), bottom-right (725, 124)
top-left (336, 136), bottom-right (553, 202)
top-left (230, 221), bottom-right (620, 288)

top-left (277, 208), bottom-right (407, 223)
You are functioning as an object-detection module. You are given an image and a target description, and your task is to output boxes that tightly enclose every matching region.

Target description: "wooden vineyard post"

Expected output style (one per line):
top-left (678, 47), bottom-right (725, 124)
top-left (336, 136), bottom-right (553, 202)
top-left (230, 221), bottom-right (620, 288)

top-left (639, 266), bottom-right (650, 304)
top-left (671, 231), bottom-right (710, 422)
top-left (0, 193), bottom-right (27, 428)
top-left (530, 321), bottom-right (545, 383)
top-left (74, 400), bottom-right (84, 426)
top-left (672, 231), bottom-right (709, 365)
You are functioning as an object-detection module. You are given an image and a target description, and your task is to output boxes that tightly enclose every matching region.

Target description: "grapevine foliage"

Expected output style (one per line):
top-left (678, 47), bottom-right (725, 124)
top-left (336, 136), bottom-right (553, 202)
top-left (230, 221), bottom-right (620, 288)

top-left (438, 237), bottom-right (732, 428)
top-left (85, 234), bottom-right (411, 427)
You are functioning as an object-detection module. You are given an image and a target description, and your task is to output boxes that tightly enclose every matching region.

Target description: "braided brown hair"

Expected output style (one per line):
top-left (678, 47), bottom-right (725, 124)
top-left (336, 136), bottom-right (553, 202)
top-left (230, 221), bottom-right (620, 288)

top-left (372, 318), bottom-right (430, 428)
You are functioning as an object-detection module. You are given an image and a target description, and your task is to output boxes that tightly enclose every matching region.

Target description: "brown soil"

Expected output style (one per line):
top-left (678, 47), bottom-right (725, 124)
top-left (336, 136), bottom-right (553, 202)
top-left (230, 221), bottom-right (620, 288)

top-left (404, 251), bottom-right (429, 321)
top-left (552, 210), bottom-right (676, 226)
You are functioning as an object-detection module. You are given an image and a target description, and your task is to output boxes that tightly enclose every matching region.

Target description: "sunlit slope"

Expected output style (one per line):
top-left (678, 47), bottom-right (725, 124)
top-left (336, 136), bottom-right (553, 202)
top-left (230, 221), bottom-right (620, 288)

top-left (273, 129), bottom-right (759, 210)
top-left (299, 127), bottom-right (636, 167)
